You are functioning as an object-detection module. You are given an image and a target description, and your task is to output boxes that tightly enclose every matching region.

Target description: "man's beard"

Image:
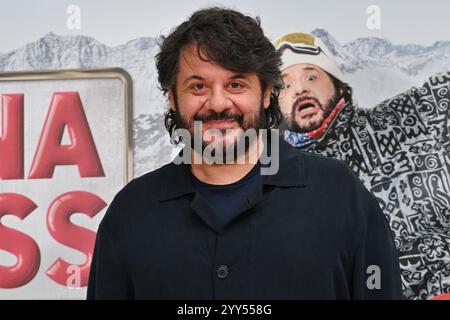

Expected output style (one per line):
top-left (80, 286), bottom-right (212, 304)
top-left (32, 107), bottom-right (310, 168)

top-left (174, 102), bottom-right (267, 162)
top-left (284, 92), bottom-right (340, 133)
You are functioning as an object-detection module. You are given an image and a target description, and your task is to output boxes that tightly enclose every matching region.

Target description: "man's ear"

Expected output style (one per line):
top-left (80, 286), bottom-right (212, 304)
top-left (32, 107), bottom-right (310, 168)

top-left (168, 89), bottom-right (176, 111)
top-left (339, 87), bottom-right (344, 98)
top-left (263, 85), bottom-right (272, 109)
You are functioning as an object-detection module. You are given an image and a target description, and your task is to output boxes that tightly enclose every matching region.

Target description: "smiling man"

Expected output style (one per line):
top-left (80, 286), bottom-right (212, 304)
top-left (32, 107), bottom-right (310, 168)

top-left (167, 42), bottom-right (273, 169)
top-left (87, 8), bottom-right (402, 300)
top-left (276, 32), bottom-right (450, 299)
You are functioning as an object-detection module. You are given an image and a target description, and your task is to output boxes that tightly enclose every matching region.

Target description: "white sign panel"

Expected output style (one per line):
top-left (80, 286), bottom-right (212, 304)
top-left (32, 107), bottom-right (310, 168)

top-left (0, 69), bottom-right (132, 299)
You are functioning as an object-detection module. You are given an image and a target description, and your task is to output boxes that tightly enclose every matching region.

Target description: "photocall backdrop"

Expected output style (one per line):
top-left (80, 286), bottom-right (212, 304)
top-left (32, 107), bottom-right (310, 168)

top-left (0, 0), bottom-right (449, 299)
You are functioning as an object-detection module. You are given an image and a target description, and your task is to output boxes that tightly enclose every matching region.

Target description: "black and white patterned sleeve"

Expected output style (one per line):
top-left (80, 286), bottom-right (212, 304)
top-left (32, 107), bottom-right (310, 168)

top-left (411, 72), bottom-right (450, 144)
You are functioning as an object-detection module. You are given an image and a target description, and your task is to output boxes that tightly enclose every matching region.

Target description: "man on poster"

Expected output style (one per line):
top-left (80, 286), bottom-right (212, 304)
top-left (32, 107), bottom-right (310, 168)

top-left (276, 31), bottom-right (450, 299)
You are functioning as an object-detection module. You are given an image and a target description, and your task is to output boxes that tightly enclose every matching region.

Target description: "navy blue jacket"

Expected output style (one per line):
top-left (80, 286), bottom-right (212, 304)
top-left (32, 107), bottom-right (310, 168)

top-left (87, 138), bottom-right (402, 299)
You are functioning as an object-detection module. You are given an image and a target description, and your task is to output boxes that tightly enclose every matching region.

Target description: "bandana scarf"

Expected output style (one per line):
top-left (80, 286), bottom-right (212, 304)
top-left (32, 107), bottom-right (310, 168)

top-left (283, 98), bottom-right (345, 148)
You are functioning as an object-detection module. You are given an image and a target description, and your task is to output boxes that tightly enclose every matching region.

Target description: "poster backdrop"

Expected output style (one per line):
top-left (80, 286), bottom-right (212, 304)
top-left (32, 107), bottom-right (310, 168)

top-left (0, 0), bottom-right (450, 299)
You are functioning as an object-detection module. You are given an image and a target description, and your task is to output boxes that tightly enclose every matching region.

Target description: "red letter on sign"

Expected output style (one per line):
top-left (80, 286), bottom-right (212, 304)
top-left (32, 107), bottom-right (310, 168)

top-left (0, 94), bottom-right (24, 180)
top-left (46, 191), bottom-right (107, 287)
top-left (28, 92), bottom-right (105, 179)
top-left (0, 193), bottom-right (40, 288)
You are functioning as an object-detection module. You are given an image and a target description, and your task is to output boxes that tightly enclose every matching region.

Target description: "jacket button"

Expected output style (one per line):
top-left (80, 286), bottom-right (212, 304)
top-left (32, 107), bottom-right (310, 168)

top-left (216, 265), bottom-right (229, 279)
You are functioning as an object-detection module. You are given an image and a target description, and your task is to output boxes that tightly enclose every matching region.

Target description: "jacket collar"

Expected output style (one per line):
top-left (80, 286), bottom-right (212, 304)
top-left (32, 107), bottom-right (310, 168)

top-left (315, 101), bottom-right (353, 145)
top-left (158, 133), bottom-right (307, 201)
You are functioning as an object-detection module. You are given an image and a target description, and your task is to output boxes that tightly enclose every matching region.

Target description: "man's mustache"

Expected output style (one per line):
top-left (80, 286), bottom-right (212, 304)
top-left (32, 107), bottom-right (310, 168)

top-left (194, 111), bottom-right (244, 125)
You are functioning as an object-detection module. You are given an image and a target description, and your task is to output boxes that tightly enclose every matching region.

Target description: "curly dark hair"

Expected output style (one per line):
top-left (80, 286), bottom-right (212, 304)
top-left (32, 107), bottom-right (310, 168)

top-left (155, 7), bottom-right (283, 143)
top-left (331, 74), bottom-right (354, 106)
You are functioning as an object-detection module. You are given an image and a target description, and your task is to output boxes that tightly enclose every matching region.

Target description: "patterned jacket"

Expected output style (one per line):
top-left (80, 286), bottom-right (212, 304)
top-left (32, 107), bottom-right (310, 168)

top-left (296, 72), bottom-right (450, 299)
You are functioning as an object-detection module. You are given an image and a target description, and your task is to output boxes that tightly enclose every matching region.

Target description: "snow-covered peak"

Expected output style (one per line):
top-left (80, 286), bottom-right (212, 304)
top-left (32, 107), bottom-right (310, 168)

top-left (426, 40), bottom-right (450, 54)
top-left (311, 28), bottom-right (345, 58)
top-left (345, 37), bottom-right (394, 59)
top-left (121, 37), bottom-right (156, 50)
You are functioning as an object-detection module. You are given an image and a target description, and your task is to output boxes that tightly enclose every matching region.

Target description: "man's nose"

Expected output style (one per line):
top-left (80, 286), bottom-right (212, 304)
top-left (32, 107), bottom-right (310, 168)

top-left (206, 87), bottom-right (232, 112)
top-left (293, 80), bottom-right (310, 96)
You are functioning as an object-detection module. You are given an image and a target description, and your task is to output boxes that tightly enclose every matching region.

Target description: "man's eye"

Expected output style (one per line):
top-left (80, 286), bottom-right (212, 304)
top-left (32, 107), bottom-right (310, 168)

top-left (230, 82), bottom-right (242, 89)
top-left (282, 82), bottom-right (292, 89)
top-left (306, 75), bottom-right (316, 81)
top-left (191, 83), bottom-right (206, 91)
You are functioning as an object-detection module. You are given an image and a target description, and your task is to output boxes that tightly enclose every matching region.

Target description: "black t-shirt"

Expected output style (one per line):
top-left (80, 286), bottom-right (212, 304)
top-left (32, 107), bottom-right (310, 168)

top-left (191, 162), bottom-right (264, 231)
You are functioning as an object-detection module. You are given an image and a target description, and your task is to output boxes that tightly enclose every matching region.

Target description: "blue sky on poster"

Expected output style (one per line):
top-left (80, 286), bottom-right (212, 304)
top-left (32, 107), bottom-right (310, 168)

top-left (1, 0), bottom-right (449, 51)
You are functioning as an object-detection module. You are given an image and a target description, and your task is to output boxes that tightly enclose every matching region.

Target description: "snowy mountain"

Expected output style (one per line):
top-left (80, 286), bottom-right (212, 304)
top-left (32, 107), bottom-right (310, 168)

top-left (311, 29), bottom-right (450, 106)
top-left (311, 28), bottom-right (347, 60)
top-left (0, 32), bottom-right (164, 115)
top-left (1, 31), bottom-right (449, 176)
